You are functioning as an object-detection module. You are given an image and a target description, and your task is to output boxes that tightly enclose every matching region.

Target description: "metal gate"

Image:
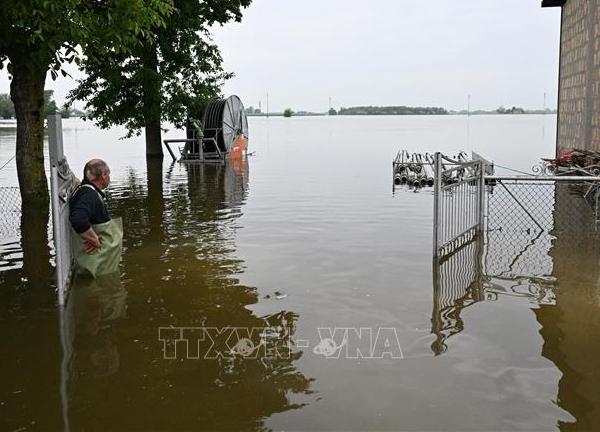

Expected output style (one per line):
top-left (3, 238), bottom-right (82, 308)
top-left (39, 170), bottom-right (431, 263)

top-left (48, 114), bottom-right (77, 305)
top-left (432, 153), bottom-right (485, 260)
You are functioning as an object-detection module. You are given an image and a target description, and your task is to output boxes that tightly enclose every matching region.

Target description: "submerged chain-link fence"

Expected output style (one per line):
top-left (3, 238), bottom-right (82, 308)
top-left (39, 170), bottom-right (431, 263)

top-left (432, 175), bottom-right (600, 353)
top-left (0, 187), bottom-right (21, 240)
top-left (485, 179), bottom-right (599, 279)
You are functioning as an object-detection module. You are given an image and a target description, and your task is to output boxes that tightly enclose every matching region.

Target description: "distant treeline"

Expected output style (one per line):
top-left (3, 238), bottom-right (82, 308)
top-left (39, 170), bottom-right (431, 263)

top-left (337, 106), bottom-right (448, 115)
top-left (0, 91), bottom-right (85, 119)
top-left (450, 107), bottom-right (557, 115)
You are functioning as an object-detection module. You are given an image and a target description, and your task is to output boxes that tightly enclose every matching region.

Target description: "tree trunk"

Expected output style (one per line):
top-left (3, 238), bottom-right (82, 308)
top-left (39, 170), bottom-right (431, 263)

top-left (145, 122), bottom-right (163, 158)
top-left (142, 43), bottom-right (163, 159)
top-left (9, 56), bottom-right (49, 213)
top-left (146, 157), bottom-right (164, 244)
top-left (20, 204), bottom-right (52, 287)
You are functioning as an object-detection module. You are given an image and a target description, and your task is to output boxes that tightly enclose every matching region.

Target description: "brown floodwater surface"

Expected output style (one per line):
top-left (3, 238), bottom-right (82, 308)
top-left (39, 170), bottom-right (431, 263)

top-left (1, 115), bottom-right (599, 430)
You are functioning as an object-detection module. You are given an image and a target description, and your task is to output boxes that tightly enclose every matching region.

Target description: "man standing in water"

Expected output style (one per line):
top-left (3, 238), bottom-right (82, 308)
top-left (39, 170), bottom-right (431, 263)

top-left (70, 159), bottom-right (111, 254)
top-left (69, 159), bottom-right (123, 278)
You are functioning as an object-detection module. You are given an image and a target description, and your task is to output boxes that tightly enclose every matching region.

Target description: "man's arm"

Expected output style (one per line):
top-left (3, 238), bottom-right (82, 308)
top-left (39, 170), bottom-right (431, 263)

top-left (80, 227), bottom-right (101, 253)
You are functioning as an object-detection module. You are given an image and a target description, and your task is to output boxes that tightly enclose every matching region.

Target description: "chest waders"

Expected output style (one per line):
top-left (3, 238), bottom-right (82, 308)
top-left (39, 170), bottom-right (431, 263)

top-left (71, 184), bottom-right (123, 278)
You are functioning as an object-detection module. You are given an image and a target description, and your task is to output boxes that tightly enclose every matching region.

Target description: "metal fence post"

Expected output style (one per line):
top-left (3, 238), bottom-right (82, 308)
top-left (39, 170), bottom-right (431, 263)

top-left (47, 114), bottom-right (74, 306)
top-left (50, 165), bottom-right (64, 305)
top-left (478, 161), bottom-right (485, 235)
top-left (433, 152), bottom-right (442, 259)
top-left (48, 113), bottom-right (64, 166)
top-left (48, 114), bottom-right (64, 305)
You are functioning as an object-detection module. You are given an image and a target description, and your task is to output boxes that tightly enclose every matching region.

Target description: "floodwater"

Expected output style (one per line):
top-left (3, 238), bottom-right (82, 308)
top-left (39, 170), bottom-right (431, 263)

top-left (1, 115), bottom-right (599, 431)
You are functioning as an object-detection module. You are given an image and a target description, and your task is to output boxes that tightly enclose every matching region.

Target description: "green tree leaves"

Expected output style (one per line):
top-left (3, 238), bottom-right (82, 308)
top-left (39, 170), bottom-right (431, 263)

top-left (69, 0), bottom-right (252, 139)
top-left (0, 93), bottom-right (15, 118)
top-left (43, 90), bottom-right (57, 115)
top-left (0, 0), bottom-right (175, 206)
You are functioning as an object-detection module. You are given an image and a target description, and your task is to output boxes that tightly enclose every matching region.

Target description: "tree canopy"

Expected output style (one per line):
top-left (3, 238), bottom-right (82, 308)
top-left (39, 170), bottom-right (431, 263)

top-left (0, 0), bottom-right (174, 208)
top-left (43, 90), bottom-right (58, 115)
top-left (0, 0), bottom-right (173, 78)
top-left (69, 0), bottom-right (251, 156)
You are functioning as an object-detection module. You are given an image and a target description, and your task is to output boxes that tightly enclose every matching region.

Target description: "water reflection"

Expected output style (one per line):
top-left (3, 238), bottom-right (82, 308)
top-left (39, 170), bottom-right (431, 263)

top-left (21, 204), bottom-right (52, 285)
top-left (60, 158), bottom-right (312, 430)
top-left (146, 158), bottom-right (165, 245)
top-left (431, 237), bottom-right (485, 355)
top-left (432, 182), bottom-right (598, 355)
top-left (0, 191), bottom-right (57, 431)
top-left (432, 182), bottom-right (600, 428)
top-left (67, 273), bottom-right (127, 378)
top-left (535, 184), bottom-right (600, 430)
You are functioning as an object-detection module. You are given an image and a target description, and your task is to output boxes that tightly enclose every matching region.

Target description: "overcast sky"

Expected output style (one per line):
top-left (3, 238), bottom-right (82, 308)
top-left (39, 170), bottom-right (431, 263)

top-left (0, 0), bottom-right (561, 113)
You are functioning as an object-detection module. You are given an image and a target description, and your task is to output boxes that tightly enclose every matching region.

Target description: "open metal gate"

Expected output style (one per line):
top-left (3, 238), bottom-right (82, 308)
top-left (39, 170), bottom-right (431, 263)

top-left (432, 153), bottom-right (485, 260)
top-left (48, 114), bottom-right (77, 305)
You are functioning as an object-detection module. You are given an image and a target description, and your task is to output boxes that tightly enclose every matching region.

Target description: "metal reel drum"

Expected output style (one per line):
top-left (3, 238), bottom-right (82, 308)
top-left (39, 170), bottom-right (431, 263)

top-left (222, 95), bottom-right (248, 152)
top-left (203, 95), bottom-right (249, 154)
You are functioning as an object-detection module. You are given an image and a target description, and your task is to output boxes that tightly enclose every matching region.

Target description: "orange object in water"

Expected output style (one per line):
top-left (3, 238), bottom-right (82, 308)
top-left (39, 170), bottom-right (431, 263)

top-left (228, 134), bottom-right (248, 161)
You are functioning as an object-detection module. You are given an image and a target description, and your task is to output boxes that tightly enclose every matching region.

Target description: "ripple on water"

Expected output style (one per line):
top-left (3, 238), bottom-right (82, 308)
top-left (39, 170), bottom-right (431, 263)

top-left (0, 238), bottom-right (23, 271)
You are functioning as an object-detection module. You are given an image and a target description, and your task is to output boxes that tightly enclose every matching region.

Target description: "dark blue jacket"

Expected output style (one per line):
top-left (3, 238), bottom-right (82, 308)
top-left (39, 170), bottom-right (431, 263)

top-left (69, 180), bottom-right (110, 234)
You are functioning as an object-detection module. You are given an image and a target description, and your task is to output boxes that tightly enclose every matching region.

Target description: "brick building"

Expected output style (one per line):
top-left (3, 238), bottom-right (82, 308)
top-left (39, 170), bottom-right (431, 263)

top-left (543, 0), bottom-right (600, 155)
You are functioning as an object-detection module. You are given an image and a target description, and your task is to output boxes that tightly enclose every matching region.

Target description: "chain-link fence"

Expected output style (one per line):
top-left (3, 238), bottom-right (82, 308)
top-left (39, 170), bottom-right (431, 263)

top-left (485, 179), bottom-right (599, 279)
top-left (431, 175), bottom-right (600, 353)
top-left (0, 186), bottom-right (21, 240)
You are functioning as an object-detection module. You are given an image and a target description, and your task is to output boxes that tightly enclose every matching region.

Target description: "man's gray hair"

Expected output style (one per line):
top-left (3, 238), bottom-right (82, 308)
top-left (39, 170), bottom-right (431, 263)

top-left (84, 159), bottom-right (110, 182)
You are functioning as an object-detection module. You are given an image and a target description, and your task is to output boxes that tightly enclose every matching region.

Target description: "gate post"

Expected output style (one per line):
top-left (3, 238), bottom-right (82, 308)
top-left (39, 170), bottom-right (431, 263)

top-left (478, 161), bottom-right (485, 234)
top-left (48, 114), bottom-right (75, 306)
top-left (433, 152), bottom-right (442, 258)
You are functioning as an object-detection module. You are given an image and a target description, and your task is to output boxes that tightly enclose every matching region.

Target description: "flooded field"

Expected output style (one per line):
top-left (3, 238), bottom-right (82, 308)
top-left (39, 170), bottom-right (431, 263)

top-left (1, 115), bottom-right (599, 430)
